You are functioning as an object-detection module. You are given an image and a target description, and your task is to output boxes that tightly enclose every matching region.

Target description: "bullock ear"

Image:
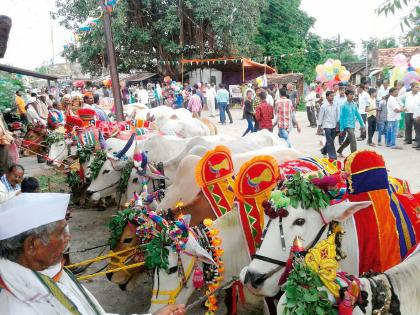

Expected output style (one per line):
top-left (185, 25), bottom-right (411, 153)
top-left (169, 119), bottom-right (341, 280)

top-left (145, 164), bottom-right (168, 180)
top-left (320, 201), bottom-right (371, 223)
top-left (184, 232), bottom-right (217, 265)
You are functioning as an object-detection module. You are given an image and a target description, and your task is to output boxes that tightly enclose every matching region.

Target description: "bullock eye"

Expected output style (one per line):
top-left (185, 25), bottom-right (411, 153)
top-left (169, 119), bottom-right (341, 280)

top-left (132, 178), bottom-right (138, 183)
top-left (123, 238), bottom-right (133, 243)
top-left (59, 143), bottom-right (64, 146)
top-left (293, 218), bottom-right (306, 226)
top-left (102, 169), bottom-right (110, 175)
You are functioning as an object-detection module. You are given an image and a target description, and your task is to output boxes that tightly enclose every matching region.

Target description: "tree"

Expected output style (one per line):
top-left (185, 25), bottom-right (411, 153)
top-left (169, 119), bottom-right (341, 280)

top-left (254, 0), bottom-right (321, 80)
top-left (0, 72), bottom-right (24, 110)
top-left (376, 0), bottom-right (419, 32)
top-left (321, 38), bottom-right (359, 63)
top-left (52, 0), bottom-right (265, 77)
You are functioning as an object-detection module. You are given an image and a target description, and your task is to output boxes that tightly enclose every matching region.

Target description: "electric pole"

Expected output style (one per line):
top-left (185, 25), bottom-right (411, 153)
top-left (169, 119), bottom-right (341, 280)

top-left (337, 34), bottom-right (341, 60)
top-left (102, 1), bottom-right (124, 122)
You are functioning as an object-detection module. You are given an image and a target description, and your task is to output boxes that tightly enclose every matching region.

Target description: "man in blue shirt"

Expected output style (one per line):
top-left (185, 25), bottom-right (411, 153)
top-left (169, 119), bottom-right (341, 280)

top-left (337, 89), bottom-right (365, 157)
top-left (216, 84), bottom-right (232, 124)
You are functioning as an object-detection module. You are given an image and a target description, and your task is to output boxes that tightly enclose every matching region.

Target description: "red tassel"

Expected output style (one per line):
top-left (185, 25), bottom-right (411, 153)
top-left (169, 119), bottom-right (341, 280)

top-left (192, 266), bottom-right (204, 289)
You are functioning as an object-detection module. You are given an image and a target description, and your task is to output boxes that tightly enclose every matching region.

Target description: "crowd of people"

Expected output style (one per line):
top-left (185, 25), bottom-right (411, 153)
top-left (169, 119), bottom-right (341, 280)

top-left (305, 80), bottom-right (420, 159)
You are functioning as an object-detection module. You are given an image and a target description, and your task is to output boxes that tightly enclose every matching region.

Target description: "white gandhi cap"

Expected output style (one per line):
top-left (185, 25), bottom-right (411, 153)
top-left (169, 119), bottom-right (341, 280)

top-left (0, 193), bottom-right (70, 240)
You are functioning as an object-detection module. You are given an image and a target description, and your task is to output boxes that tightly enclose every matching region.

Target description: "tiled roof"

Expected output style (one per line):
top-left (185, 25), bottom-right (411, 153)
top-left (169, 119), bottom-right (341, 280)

top-left (377, 47), bottom-right (420, 67)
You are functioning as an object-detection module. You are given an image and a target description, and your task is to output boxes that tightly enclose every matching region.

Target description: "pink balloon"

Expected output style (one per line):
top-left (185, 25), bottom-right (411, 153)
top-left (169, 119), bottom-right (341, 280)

top-left (393, 53), bottom-right (407, 67)
top-left (403, 71), bottom-right (419, 89)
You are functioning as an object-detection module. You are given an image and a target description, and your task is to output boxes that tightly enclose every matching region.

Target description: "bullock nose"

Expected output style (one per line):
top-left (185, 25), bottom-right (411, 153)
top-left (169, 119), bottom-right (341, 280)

top-left (244, 270), bottom-right (265, 289)
top-left (86, 190), bottom-right (94, 198)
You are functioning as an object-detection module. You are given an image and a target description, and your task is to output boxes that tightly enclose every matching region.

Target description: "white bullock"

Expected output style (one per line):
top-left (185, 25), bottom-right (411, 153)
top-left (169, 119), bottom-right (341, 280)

top-left (158, 146), bottom-right (302, 211)
top-left (47, 139), bottom-right (77, 167)
top-left (148, 210), bottom-right (264, 314)
top-left (277, 246), bottom-right (420, 315)
top-left (240, 200), bottom-right (372, 297)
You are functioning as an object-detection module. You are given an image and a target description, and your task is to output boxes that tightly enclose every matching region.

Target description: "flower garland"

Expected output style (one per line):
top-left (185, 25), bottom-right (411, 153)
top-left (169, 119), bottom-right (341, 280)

top-left (107, 207), bottom-right (139, 249)
top-left (201, 218), bottom-right (224, 315)
top-left (89, 150), bottom-right (107, 180)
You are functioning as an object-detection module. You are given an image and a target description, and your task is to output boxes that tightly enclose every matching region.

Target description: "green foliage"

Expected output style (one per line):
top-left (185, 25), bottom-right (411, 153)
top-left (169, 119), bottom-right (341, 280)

top-left (321, 38), bottom-right (359, 63)
top-left (284, 173), bottom-right (330, 210)
top-left (52, 0), bottom-right (264, 77)
top-left (145, 231), bottom-right (170, 270)
top-left (0, 72), bottom-right (24, 111)
top-left (44, 132), bottom-right (65, 146)
top-left (89, 150), bottom-right (107, 180)
top-left (254, 0), bottom-right (322, 81)
top-left (282, 263), bottom-right (337, 315)
top-left (107, 207), bottom-right (139, 249)
top-left (117, 160), bottom-right (134, 194)
top-left (376, 0), bottom-right (419, 32)
top-left (77, 145), bottom-right (95, 165)
top-left (65, 170), bottom-right (82, 189)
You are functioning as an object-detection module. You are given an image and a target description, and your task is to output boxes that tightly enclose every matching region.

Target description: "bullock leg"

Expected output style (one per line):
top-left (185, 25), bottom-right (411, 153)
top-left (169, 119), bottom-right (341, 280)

top-left (97, 198), bottom-right (107, 211)
top-left (224, 287), bottom-right (236, 315)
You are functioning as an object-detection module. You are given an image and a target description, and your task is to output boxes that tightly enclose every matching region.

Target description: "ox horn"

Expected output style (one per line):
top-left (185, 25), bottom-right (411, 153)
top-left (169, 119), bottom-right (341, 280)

top-left (98, 130), bottom-right (107, 150)
top-left (114, 133), bottom-right (135, 160)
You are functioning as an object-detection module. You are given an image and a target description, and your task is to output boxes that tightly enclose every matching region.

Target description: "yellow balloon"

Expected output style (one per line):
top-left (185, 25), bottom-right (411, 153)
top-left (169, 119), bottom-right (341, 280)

top-left (333, 60), bottom-right (341, 68)
top-left (316, 64), bottom-right (324, 74)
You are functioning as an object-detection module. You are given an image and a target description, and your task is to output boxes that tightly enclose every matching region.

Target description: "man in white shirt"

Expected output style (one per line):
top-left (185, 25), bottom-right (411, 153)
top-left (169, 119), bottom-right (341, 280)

top-left (386, 87), bottom-right (406, 149)
top-left (318, 91), bottom-right (340, 159)
top-left (266, 89), bottom-right (274, 107)
top-left (403, 82), bottom-right (419, 145)
top-left (305, 84), bottom-right (317, 127)
top-left (138, 85), bottom-right (149, 106)
top-left (356, 84), bottom-right (369, 141)
top-left (206, 83), bottom-right (217, 117)
top-left (333, 86), bottom-right (347, 144)
top-left (377, 80), bottom-right (390, 101)
top-left (0, 193), bottom-right (185, 315)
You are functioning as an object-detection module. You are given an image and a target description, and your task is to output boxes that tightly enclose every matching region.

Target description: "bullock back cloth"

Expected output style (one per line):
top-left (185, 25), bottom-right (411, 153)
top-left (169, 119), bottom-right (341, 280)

top-left (344, 150), bottom-right (419, 273)
top-left (195, 145), bottom-right (235, 218)
top-left (234, 156), bottom-right (279, 256)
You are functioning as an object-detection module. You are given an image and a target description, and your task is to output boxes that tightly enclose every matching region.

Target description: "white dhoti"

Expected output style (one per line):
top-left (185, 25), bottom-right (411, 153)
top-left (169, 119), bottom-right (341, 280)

top-left (207, 98), bottom-right (215, 117)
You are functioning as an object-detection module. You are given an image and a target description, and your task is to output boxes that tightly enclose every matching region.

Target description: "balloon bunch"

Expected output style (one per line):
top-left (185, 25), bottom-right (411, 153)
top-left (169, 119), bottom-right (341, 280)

top-left (202, 218), bottom-right (224, 315)
top-left (102, 78), bottom-right (112, 88)
top-left (390, 53), bottom-right (420, 89)
top-left (315, 59), bottom-right (350, 84)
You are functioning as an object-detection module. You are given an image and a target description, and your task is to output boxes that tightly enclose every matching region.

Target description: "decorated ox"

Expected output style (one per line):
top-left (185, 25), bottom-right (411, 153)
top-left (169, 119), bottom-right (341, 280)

top-left (22, 126), bottom-right (49, 163)
top-left (158, 145), bottom-right (301, 214)
top-left (148, 210), bottom-right (265, 314)
top-left (276, 240), bottom-right (420, 315)
top-left (241, 150), bottom-right (420, 298)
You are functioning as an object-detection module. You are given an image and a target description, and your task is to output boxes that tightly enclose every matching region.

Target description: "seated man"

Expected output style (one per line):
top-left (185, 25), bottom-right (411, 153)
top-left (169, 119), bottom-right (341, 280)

top-left (0, 164), bottom-right (24, 203)
top-left (0, 193), bottom-right (185, 315)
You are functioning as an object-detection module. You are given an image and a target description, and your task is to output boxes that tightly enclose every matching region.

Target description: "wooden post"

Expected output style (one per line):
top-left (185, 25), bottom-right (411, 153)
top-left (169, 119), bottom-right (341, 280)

top-left (181, 61), bottom-right (184, 85)
top-left (242, 59), bottom-right (245, 83)
top-left (102, 2), bottom-right (123, 122)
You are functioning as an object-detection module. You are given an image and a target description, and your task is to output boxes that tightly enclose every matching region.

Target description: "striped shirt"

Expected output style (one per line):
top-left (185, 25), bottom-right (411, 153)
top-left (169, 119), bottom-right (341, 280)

top-left (276, 98), bottom-right (293, 129)
top-left (1, 175), bottom-right (20, 192)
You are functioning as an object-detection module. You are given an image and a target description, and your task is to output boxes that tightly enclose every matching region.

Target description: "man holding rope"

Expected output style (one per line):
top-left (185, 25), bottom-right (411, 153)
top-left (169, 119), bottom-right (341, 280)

top-left (0, 193), bottom-right (185, 315)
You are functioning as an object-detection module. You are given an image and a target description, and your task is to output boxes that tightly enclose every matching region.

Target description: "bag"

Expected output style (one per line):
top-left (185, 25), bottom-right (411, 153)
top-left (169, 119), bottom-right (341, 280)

top-left (8, 142), bottom-right (19, 164)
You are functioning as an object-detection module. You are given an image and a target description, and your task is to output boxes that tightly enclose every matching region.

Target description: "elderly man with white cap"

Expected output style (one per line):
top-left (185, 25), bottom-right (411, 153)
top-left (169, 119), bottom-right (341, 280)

top-left (25, 97), bottom-right (47, 127)
top-left (0, 193), bottom-right (185, 315)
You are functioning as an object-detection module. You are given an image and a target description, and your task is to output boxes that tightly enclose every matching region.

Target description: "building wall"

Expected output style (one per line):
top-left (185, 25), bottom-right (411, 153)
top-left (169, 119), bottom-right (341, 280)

top-left (185, 68), bottom-right (222, 85)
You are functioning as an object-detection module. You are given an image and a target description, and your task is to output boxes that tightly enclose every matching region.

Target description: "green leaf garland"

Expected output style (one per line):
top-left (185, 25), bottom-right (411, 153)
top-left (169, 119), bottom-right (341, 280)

top-left (45, 132), bottom-right (65, 146)
top-left (78, 145), bottom-right (95, 164)
top-left (89, 150), bottom-right (107, 180)
top-left (107, 207), bottom-right (139, 249)
top-left (65, 170), bottom-right (82, 188)
top-left (282, 263), bottom-right (337, 315)
top-left (284, 173), bottom-right (330, 211)
top-left (117, 160), bottom-right (134, 194)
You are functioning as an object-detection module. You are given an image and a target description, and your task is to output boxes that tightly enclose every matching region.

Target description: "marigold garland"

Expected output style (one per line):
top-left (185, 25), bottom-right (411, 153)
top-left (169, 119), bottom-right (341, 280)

top-left (202, 218), bottom-right (224, 315)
